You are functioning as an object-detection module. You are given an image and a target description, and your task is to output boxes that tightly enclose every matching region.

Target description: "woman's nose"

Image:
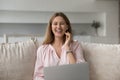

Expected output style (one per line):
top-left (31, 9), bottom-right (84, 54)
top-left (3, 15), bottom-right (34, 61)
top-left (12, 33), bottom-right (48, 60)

top-left (57, 24), bottom-right (61, 28)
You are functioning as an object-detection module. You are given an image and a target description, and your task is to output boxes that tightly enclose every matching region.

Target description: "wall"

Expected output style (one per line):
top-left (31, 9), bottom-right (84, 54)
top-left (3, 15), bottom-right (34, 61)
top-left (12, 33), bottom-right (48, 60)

top-left (0, 0), bottom-right (94, 11)
top-left (0, 0), bottom-right (119, 44)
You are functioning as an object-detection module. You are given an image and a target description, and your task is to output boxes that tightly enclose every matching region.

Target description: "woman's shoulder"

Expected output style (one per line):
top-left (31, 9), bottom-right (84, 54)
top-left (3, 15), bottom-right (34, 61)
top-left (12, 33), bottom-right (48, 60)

top-left (71, 40), bottom-right (82, 49)
top-left (37, 44), bottom-right (50, 51)
top-left (72, 40), bottom-right (80, 46)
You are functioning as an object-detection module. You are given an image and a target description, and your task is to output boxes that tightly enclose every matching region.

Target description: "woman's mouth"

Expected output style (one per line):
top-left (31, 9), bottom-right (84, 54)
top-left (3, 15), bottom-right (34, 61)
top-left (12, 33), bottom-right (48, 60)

top-left (55, 29), bottom-right (62, 33)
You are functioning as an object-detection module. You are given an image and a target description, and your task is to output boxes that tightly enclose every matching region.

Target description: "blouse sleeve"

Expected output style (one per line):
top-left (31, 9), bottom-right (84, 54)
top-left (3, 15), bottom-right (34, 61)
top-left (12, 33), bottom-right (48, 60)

top-left (33, 46), bottom-right (44, 80)
top-left (72, 41), bottom-right (85, 63)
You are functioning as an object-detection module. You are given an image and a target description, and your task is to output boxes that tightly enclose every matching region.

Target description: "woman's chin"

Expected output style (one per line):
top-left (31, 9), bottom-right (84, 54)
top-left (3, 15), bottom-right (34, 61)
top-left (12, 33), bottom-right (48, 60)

top-left (55, 35), bottom-right (63, 38)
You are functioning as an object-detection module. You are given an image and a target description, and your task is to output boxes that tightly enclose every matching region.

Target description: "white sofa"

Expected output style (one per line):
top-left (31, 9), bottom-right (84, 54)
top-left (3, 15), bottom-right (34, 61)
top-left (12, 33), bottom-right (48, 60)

top-left (0, 39), bottom-right (120, 80)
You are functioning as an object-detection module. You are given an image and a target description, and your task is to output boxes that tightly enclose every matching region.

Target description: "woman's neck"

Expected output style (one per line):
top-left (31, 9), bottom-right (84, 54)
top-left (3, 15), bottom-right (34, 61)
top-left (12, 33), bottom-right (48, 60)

top-left (53, 37), bottom-right (64, 47)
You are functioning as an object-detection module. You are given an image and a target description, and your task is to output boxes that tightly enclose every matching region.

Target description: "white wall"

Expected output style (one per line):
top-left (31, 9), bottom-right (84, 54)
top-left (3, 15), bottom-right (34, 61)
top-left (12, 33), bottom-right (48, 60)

top-left (0, 0), bottom-right (119, 44)
top-left (0, 0), bottom-right (94, 11)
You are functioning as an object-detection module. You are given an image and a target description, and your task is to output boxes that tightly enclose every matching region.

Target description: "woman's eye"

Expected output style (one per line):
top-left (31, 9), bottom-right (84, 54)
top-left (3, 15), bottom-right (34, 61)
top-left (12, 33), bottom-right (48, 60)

top-left (60, 23), bottom-right (64, 25)
top-left (52, 22), bottom-right (66, 26)
top-left (53, 23), bottom-right (57, 25)
top-left (60, 22), bottom-right (66, 25)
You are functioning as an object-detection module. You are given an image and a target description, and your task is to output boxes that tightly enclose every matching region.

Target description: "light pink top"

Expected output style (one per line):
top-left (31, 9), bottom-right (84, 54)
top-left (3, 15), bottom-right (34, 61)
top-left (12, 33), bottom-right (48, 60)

top-left (33, 40), bottom-right (85, 80)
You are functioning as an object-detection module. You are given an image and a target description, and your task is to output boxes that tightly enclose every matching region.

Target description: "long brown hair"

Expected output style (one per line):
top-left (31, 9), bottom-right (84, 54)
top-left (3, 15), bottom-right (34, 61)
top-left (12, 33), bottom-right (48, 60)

top-left (42, 12), bottom-right (73, 45)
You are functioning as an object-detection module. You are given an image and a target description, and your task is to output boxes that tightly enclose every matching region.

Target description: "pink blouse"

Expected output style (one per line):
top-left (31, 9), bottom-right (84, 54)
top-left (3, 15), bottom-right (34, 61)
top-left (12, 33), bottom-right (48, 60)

top-left (33, 40), bottom-right (85, 80)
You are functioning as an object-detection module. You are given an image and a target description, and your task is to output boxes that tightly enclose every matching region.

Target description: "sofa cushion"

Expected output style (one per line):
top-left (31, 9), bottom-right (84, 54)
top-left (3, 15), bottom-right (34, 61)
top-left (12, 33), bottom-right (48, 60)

top-left (0, 39), bottom-right (37, 80)
top-left (81, 42), bottom-right (120, 80)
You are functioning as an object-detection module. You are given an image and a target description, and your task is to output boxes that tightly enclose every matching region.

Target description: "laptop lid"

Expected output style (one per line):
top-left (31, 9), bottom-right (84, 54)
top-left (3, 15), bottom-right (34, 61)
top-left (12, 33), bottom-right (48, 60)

top-left (44, 62), bottom-right (89, 80)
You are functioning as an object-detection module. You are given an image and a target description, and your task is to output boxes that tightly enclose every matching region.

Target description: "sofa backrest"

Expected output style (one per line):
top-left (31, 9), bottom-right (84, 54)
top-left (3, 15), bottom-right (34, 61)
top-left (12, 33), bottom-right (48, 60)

top-left (0, 39), bottom-right (120, 80)
top-left (0, 39), bottom-right (37, 80)
top-left (81, 42), bottom-right (120, 80)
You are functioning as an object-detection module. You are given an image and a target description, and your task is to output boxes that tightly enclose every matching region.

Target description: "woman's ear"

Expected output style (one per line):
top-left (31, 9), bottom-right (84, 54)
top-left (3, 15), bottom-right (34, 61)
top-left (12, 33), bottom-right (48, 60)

top-left (66, 28), bottom-right (68, 32)
top-left (65, 25), bottom-right (69, 32)
top-left (66, 26), bottom-right (69, 30)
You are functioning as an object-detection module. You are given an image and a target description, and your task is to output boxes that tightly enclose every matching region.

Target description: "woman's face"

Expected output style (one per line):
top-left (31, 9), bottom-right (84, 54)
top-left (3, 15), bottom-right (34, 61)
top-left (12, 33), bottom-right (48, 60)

top-left (51, 16), bottom-right (68, 38)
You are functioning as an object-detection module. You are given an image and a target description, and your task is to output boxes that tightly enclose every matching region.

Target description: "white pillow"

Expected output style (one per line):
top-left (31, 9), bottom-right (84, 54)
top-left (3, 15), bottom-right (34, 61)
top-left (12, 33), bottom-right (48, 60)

top-left (81, 42), bottom-right (120, 80)
top-left (0, 39), bottom-right (37, 80)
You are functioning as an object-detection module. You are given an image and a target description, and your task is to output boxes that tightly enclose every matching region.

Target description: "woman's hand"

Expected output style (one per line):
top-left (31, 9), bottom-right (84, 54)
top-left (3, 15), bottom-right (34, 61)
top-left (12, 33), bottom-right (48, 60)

top-left (64, 32), bottom-right (72, 50)
top-left (65, 32), bottom-right (76, 64)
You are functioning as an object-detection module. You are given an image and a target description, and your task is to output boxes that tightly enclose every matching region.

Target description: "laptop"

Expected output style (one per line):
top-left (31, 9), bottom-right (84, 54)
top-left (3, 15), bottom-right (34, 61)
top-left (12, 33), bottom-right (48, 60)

top-left (44, 62), bottom-right (89, 80)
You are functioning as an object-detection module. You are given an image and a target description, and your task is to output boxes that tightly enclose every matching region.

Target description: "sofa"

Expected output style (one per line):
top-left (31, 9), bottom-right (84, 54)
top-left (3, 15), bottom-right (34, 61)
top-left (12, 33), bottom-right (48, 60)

top-left (0, 39), bottom-right (120, 80)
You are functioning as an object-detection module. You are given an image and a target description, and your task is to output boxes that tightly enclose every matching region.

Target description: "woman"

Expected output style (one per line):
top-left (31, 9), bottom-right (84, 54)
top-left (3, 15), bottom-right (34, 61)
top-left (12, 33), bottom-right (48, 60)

top-left (33, 12), bottom-right (85, 80)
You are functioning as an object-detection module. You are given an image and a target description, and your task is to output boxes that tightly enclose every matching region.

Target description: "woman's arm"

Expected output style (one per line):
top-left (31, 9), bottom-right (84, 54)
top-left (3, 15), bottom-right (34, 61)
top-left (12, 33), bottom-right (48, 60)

top-left (33, 47), bottom-right (44, 80)
top-left (73, 41), bottom-right (85, 63)
top-left (66, 51), bottom-right (76, 64)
